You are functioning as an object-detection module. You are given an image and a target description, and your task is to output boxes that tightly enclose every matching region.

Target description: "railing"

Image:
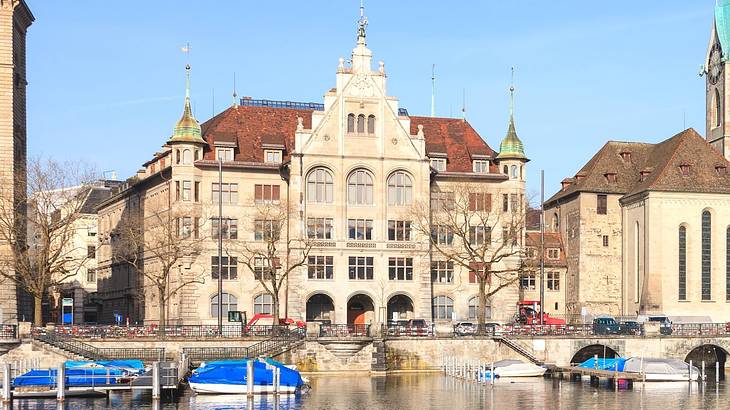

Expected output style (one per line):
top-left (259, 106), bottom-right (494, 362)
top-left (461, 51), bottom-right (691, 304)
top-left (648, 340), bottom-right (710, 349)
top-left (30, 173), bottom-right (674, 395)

top-left (319, 324), bottom-right (370, 338)
top-left (32, 330), bottom-right (166, 362)
top-left (382, 324), bottom-right (434, 337)
top-left (46, 324), bottom-right (282, 339)
top-left (182, 327), bottom-right (305, 365)
top-left (0, 325), bottom-right (17, 339)
top-left (671, 323), bottom-right (730, 336)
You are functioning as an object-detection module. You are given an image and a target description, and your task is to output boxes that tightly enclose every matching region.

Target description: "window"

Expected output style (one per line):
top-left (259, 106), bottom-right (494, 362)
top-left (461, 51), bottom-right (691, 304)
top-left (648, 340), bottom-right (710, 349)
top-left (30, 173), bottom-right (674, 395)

top-left (502, 194), bottom-right (509, 212)
top-left (467, 296), bottom-right (491, 320)
top-left (87, 245), bottom-right (96, 259)
top-left (87, 226), bottom-right (97, 237)
top-left (525, 247), bottom-right (537, 258)
top-left (176, 216), bottom-right (197, 238)
top-left (679, 225), bottom-right (687, 301)
top-left (253, 184), bottom-right (278, 203)
top-left (182, 181), bottom-right (192, 201)
top-left (348, 256), bottom-right (374, 280)
top-left (182, 149), bottom-right (192, 165)
top-left (552, 214), bottom-right (559, 231)
top-left (432, 296), bottom-right (454, 320)
top-left (469, 193), bottom-right (492, 212)
top-left (510, 194), bottom-right (519, 212)
top-left (389, 257), bottom-right (413, 281)
top-left (265, 150), bottom-right (282, 164)
top-left (212, 218), bottom-right (238, 240)
top-left (175, 181), bottom-right (180, 201)
top-left (307, 168), bottom-right (334, 203)
top-left (430, 158), bottom-right (446, 171)
top-left (175, 149), bottom-right (181, 164)
top-left (254, 257), bottom-right (277, 281)
top-left (367, 115), bottom-right (375, 134)
top-left (520, 273), bottom-right (536, 290)
top-left (473, 160), bottom-right (489, 173)
top-left (216, 147), bottom-right (234, 161)
top-left (210, 293), bottom-right (237, 318)
top-left (431, 261), bottom-right (453, 283)
top-left (254, 219), bottom-right (279, 241)
top-left (431, 191), bottom-right (454, 211)
top-left (547, 248), bottom-right (559, 259)
top-left (388, 220), bottom-right (412, 241)
top-left (194, 181), bottom-right (200, 202)
top-left (387, 171), bottom-right (413, 206)
top-left (213, 183), bottom-right (239, 204)
top-left (307, 218), bottom-right (333, 239)
top-left (702, 210), bottom-right (712, 301)
top-left (431, 225), bottom-right (454, 245)
top-left (547, 272), bottom-right (560, 291)
top-left (602, 235), bottom-right (609, 247)
top-left (597, 194), bottom-right (607, 215)
top-left (357, 114), bottom-right (365, 133)
top-left (503, 165), bottom-right (508, 174)
top-left (86, 269), bottom-right (96, 283)
top-left (714, 88), bottom-right (721, 128)
top-left (211, 256), bottom-right (238, 280)
top-left (347, 170), bottom-right (374, 205)
top-left (253, 294), bottom-right (273, 315)
top-left (510, 165), bottom-right (518, 179)
top-left (679, 164), bottom-right (691, 177)
top-left (469, 226), bottom-right (491, 246)
top-left (308, 256), bottom-right (334, 280)
top-left (348, 219), bottom-right (373, 240)
top-left (347, 113), bottom-right (355, 133)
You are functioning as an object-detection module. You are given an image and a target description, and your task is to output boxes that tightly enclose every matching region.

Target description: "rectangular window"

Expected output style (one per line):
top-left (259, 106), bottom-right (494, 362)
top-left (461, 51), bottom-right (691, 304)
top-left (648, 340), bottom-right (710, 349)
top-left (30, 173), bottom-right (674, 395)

top-left (86, 269), bottom-right (96, 283)
top-left (255, 219), bottom-right (279, 241)
top-left (469, 193), bottom-right (492, 212)
top-left (194, 181), bottom-right (200, 202)
top-left (602, 235), bottom-right (609, 247)
top-left (307, 218), bottom-right (334, 239)
top-left (702, 211), bottom-right (712, 301)
top-left (348, 256), bottom-right (374, 280)
top-left (176, 216), bottom-right (195, 238)
top-left (213, 183), bottom-right (239, 204)
top-left (469, 226), bottom-right (491, 246)
top-left (253, 184), bottom-right (279, 203)
top-left (510, 194), bottom-right (519, 212)
top-left (525, 247), bottom-right (537, 258)
top-left (430, 158), bottom-right (446, 171)
top-left (431, 225), bottom-right (454, 245)
top-left (547, 272), bottom-right (560, 291)
top-left (348, 219), bottom-right (373, 240)
top-left (472, 160), bottom-right (489, 173)
top-left (520, 273), bottom-right (536, 290)
top-left (430, 191), bottom-right (454, 212)
top-left (502, 194), bottom-right (509, 212)
top-left (182, 181), bottom-right (192, 201)
top-left (547, 248), bottom-right (560, 259)
top-left (216, 147), bottom-right (234, 161)
top-left (253, 257), bottom-right (275, 281)
top-left (389, 257), bottom-right (413, 281)
top-left (212, 218), bottom-right (238, 240)
top-left (175, 181), bottom-right (180, 201)
top-left (597, 194), bottom-right (607, 215)
top-left (308, 256), bottom-right (334, 280)
top-left (212, 256), bottom-right (238, 280)
top-left (431, 261), bottom-right (453, 283)
top-left (387, 220), bottom-right (412, 241)
top-left (679, 226), bottom-right (687, 301)
top-left (87, 245), bottom-right (96, 259)
top-left (265, 150), bottom-right (283, 164)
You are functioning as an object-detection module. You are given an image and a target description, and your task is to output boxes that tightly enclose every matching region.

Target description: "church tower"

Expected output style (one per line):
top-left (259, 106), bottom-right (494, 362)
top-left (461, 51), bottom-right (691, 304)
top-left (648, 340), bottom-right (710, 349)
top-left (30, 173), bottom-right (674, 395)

top-left (706, 1), bottom-right (730, 158)
top-left (0, 1), bottom-right (33, 322)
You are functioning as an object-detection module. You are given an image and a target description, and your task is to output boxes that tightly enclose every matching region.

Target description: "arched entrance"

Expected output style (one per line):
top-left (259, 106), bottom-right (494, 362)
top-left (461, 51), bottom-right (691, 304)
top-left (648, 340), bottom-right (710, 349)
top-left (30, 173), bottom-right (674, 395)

top-left (347, 294), bottom-right (374, 325)
top-left (570, 344), bottom-right (619, 365)
top-left (306, 294), bottom-right (334, 323)
top-left (686, 344), bottom-right (728, 381)
top-left (387, 294), bottom-right (414, 322)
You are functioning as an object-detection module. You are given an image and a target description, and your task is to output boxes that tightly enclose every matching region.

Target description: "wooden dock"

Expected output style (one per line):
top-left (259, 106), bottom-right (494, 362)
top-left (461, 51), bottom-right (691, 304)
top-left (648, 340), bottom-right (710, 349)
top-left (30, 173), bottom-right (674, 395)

top-left (555, 366), bottom-right (644, 381)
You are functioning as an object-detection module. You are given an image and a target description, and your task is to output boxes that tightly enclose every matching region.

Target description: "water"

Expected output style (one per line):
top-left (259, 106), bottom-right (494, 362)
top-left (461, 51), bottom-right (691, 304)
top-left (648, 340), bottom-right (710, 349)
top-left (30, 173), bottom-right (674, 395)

top-left (5, 374), bottom-right (729, 409)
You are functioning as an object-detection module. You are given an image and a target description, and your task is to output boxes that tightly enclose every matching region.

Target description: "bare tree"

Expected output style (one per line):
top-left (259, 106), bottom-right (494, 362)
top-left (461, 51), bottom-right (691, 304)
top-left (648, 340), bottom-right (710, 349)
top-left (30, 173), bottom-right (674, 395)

top-left (410, 183), bottom-right (526, 326)
top-left (0, 158), bottom-right (96, 325)
top-left (114, 205), bottom-right (207, 327)
top-left (232, 199), bottom-right (311, 322)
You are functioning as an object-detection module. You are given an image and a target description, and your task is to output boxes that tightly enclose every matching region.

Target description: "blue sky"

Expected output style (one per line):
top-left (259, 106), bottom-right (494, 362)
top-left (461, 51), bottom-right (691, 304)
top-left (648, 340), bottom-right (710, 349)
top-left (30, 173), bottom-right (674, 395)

top-left (27, 1), bottom-right (713, 199)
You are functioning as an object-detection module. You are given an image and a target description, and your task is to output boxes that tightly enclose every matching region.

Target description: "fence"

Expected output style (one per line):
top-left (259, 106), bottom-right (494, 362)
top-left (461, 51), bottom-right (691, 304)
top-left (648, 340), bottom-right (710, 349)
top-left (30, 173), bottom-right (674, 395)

top-left (32, 331), bottom-right (166, 362)
top-left (45, 324), bottom-right (285, 339)
top-left (382, 324), bottom-right (434, 337)
top-left (182, 327), bottom-right (305, 365)
top-left (319, 324), bottom-right (370, 337)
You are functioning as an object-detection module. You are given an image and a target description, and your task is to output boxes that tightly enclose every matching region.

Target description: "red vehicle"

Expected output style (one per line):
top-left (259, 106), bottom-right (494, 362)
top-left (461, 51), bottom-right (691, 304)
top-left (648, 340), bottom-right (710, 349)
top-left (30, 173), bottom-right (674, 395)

top-left (515, 300), bottom-right (566, 325)
top-left (244, 313), bottom-right (305, 336)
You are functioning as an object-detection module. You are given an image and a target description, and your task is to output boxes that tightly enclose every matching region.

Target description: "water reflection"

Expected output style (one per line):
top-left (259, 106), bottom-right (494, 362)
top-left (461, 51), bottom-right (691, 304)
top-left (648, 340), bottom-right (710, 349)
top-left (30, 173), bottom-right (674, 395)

top-left (4, 373), bottom-right (729, 409)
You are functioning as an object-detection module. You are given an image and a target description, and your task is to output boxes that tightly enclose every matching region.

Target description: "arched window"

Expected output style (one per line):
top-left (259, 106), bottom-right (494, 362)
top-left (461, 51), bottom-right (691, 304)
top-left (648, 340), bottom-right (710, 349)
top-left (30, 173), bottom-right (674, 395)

top-left (467, 296), bottom-right (491, 320)
top-left (634, 221), bottom-right (640, 303)
top-left (182, 149), bottom-right (192, 165)
top-left (194, 149), bottom-right (200, 161)
top-left (306, 167), bottom-right (334, 203)
top-left (503, 165), bottom-right (508, 174)
top-left (210, 293), bottom-right (238, 318)
top-left (702, 210), bottom-right (712, 301)
top-left (367, 115), bottom-right (375, 134)
top-left (254, 293), bottom-right (274, 315)
top-left (714, 89), bottom-right (722, 128)
top-left (176, 149), bottom-right (181, 164)
top-left (347, 169), bottom-right (374, 205)
top-left (387, 171), bottom-right (413, 206)
top-left (552, 214), bottom-right (560, 231)
top-left (357, 114), bottom-right (366, 133)
top-left (520, 166), bottom-right (523, 180)
top-left (347, 113), bottom-right (355, 133)
top-left (679, 225), bottom-right (687, 301)
top-left (432, 296), bottom-right (454, 320)
top-left (510, 165), bottom-right (518, 179)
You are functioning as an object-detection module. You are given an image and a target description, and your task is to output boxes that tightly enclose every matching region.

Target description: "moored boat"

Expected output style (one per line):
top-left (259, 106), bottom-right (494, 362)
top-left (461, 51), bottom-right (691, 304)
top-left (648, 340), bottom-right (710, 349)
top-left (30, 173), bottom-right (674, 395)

top-left (492, 359), bottom-right (546, 377)
top-left (188, 358), bottom-right (305, 394)
top-left (622, 358), bottom-right (700, 381)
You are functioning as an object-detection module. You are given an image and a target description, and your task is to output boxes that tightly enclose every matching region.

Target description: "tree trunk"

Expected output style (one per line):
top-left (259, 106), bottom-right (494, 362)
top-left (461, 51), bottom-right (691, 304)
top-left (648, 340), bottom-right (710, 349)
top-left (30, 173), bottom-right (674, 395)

top-left (158, 287), bottom-right (166, 334)
top-left (478, 277), bottom-right (487, 328)
top-left (33, 294), bottom-right (42, 326)
top-left (272, 292), bottom-right (280, 324)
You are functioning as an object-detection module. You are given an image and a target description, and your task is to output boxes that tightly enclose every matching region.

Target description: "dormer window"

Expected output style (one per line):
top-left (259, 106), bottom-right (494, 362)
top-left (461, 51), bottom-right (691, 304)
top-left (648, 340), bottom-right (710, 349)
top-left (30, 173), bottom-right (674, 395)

top-left (430, 158), bottom-right (446, 172)
top-left (473, 160), bottom-right (489, 173)
top-left (679, 164), bottom-right (691, 177)
top-left (547, 248), bottom-right (560, 260)
top-left (604, 172), bottom-right (617, 183)
top-left (716, 165), bottom-right (727, 177)
top-left (216, 147), bottom-right (234, 162)
top-left (265, 150), bottom-right (282, 164)
top-left (575, 174), bottom-right (586, 181)
top-left (619, 151), bottom-right (631, 161)
top-left (639, 170), bottom-right (651, 182)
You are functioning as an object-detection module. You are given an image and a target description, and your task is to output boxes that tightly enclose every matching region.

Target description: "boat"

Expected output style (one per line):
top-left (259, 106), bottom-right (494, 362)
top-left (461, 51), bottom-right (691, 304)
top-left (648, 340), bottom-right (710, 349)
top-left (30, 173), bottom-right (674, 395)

top-left (188, 358), bottom-right (305, 394)
top-left (622, 358), bottom-right (700, 381)
top-left (577, 357), bottom-right (627, 371)
top-left (492, 359), bottom-right (546, 377)
top-left (12, 360), bottom-right (145, 389)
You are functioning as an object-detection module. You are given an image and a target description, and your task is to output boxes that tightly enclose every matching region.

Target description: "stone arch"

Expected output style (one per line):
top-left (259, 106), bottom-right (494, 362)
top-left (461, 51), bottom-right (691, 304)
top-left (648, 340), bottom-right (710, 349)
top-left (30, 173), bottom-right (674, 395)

top-left (386, 293), bottom-right (415, 322)
top-left (305, 293), bottom-right (335, 323)
top-left (346, 293), bottom-right (375, 325)
top-left (570, 343), bottom-right (620, 365)
top-left (685, 344), bottom-right (728, 380)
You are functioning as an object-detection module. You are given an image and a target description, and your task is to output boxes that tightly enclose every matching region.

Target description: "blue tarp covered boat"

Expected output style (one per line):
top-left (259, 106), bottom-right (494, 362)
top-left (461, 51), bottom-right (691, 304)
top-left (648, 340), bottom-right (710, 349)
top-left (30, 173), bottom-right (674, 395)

top-left (189, 359), bottom-right (305, 394)
top-left (13, 360), bottom-right (145, 387)
top-left (577, 357), bottom-right (627, 371)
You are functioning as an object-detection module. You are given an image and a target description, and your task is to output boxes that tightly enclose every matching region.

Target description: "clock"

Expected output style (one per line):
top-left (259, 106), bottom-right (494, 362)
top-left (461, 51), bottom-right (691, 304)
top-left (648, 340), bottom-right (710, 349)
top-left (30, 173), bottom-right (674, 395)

top-left (709, 43), bottom-right (723, 85)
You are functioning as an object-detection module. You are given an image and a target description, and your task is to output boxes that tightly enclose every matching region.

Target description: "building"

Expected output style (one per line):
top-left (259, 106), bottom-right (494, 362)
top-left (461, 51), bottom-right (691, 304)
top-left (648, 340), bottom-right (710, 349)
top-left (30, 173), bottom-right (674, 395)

top-left (96, 10), bottom-right (528, 326)
top-left (0, 0), bottom-right (32, 323)
top-left (521, 231), bottom-right (567, 319)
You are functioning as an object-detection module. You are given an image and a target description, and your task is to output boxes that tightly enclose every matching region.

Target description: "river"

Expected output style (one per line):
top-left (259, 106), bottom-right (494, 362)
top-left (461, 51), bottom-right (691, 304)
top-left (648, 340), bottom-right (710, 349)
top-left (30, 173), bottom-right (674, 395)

top-left (5, 373), bottom-right (729, 409)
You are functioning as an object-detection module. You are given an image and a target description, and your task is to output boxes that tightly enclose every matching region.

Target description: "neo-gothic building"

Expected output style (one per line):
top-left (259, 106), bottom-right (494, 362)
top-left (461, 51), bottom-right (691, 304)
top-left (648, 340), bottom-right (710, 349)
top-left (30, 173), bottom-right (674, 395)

top-left (96, 13), bottom-right (528, 326)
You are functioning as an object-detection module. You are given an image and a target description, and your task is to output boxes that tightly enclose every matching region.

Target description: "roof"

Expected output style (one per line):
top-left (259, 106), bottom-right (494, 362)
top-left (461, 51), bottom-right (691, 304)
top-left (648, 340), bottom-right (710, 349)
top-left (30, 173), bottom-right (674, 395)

top-left (525, 207), bottom-right (541, 231)
top-left (545, 128), bottom-right (730, 206)
top-left (717, 1), bottom-right (730, 59)
top-left (525, 231), bottom-right (566, 267)
top-left (496, 116), bottom-right (527, 160)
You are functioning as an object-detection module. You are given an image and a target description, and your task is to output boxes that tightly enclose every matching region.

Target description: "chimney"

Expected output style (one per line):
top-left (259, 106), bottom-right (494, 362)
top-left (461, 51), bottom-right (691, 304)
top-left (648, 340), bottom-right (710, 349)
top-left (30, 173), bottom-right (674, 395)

top-left (560, 178), bottom-right (574, 191)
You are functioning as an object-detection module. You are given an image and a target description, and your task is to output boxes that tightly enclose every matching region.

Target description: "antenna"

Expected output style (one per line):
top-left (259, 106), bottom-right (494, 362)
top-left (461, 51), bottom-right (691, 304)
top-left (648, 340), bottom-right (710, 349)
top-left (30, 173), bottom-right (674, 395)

top-left (510, 66), bottom-right (516, 118)
top-left (431, 64), bottom-right (436, 117)
top-left (232, 72), bottom-right (238, 107)
top-left (461, 88), bottom-right (466, 121)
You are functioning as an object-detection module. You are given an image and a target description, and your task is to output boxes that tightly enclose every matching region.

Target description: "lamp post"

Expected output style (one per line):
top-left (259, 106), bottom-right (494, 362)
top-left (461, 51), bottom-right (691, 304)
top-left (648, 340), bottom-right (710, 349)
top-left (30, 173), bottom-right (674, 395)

top-left (539, 170), bottom-right (545, 325)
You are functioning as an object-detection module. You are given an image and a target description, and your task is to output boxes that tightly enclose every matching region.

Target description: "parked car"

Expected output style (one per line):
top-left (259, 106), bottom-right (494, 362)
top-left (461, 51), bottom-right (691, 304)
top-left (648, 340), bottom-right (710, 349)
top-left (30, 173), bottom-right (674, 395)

top-left (406, 319), bottom-right (431, 336)
top-left (454, 322), bottom-right (477, 336)
top-left (647, 315), bottom-right (673, 335)
top-left (386, 320), bottom-right (409, 335)
top-left (592, 316), bottom-right (621, 335)
top-left (619, 320), bottom-right (642, 335)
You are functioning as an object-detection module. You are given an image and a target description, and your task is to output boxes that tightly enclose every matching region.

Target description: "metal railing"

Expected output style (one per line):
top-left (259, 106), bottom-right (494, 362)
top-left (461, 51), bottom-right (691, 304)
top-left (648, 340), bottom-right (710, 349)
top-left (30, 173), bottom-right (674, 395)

top-left (319, 324), bottom-right (370, 338)
top-left (46, 324), bottom-right (284, 339)
top-left (382, 324), bottom-right (434, 337)
top-left (32, 331), bottom-right (166, 362)
top-left (670, 323), bottom-right (730, 336)
top-left (182, 327), bottom-right (305, 365)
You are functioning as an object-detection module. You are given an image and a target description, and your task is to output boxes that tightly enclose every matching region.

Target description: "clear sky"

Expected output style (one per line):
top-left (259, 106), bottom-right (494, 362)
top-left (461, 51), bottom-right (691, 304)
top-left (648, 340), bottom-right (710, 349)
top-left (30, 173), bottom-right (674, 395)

top-left (26, 1), bottom-right (714, 200)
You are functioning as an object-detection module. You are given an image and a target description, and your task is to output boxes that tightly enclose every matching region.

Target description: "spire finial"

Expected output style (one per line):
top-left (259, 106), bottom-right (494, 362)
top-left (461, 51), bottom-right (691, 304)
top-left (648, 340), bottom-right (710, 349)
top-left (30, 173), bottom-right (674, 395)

top-left (357, 0), bottom-right (368, 44)
top-left (232, 72), bottom-right (238, 107)
top-left (431, 64), bottom-right (436, 117)
top-left (182, 42), bottom-right (191, 100)
top-left (461, 88), bottom-right (466, 122)
top-left (509, 66), bottom-right (515, 120)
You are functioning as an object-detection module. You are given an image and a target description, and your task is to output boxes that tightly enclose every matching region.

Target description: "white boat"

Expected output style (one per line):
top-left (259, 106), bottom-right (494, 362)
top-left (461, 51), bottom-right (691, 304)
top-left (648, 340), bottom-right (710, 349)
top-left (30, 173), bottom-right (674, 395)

top-left (188, 382), bottom-right (298, 395)
top-left (491, 359), bottom-right (547, 377)
top-left (623, 358), bottom-right (700, 381)
top-left (188, 359), bottom-right (305, 395)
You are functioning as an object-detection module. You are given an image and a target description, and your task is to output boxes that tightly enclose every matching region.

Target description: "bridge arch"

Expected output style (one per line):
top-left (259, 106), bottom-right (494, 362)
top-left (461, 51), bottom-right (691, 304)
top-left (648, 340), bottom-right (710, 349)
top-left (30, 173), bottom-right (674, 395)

top-left (570, 344), bottom-right (620, 365)
top-left (685, 344), bottom-right (728, 381)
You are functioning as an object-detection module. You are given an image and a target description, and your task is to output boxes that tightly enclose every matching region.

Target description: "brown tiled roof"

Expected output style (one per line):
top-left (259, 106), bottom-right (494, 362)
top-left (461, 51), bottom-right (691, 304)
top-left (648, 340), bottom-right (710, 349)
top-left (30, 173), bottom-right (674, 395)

top-left (525, 207), bottom-right (541, 231)
top-left (525, 231), bottom-right (566, 267)
top-left (545, 128), bottom-right (730, 206)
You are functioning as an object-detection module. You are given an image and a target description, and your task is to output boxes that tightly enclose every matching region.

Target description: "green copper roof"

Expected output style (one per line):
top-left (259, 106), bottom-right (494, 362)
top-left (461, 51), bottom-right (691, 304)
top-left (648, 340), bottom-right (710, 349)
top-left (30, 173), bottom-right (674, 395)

top-left (496, 115), bottom-right (527, 160)
top-left (169, 65), bottom-right (205, 145)
top-left (716, 1), bottom-right (730, 61)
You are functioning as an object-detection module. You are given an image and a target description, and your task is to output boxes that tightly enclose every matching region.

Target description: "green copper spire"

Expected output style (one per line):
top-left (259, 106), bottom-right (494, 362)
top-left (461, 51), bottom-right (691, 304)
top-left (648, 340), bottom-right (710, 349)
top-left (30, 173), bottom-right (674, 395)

top-left (716, 1), bottom-right (730, 61)
top-left (497, 68), bottom-right (527, 161)
top-left (169, 64), bottom-right (205, 145)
